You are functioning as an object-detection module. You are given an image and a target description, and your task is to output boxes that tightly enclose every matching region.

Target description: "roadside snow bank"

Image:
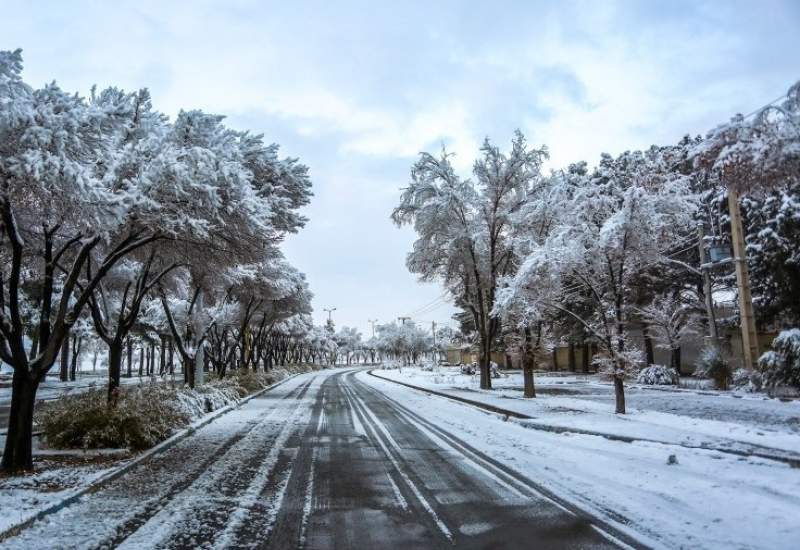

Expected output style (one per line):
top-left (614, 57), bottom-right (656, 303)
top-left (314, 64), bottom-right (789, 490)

top-left (374, 367), bottom-right (800, 458)
top-left (360, 370), bottom-right (800, 549)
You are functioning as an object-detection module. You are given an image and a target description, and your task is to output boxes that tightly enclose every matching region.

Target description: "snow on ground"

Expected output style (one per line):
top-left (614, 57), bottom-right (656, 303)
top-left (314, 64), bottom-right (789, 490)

top-left (375, 367), bottom-right (800, 457)
top-left (360, 369), bottom-right (800, 549)
top-left (0, 446), bottom-right (132, 534)
top-left (0, 368), bottom-right (309, 536)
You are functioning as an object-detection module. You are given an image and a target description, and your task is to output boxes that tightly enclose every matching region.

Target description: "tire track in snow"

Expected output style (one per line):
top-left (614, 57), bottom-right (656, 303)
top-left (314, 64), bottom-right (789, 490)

top-left (209, 401), bottom-right (315, 549)
top-left (94, 377), bottom-right (317, 549)
top-left (258, 374), bottom-right (330, 550)
top-left (341, 382), bottom-right (454, 542)
top-left (337, 377), bottom-right (408, 511)
top-left (355, 372), bottom-right (643, 549)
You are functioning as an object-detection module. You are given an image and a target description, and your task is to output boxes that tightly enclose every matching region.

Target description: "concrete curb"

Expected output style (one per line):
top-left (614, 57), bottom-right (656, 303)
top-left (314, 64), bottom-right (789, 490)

top-left (367, 370), bottom-right (800, 469)
top-left (0, 372), bottom-right (303, 542)
top-left (367, 370), bottom-right (533, 419)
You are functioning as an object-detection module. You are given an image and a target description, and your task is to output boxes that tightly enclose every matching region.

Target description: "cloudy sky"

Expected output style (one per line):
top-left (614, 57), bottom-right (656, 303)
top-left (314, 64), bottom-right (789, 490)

top-left (3, 0), bottom-right (799, 335)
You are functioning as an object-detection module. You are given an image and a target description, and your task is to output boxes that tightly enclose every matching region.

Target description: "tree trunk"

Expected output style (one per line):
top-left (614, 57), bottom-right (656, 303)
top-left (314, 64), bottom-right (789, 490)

top-left (568, 340), bottom-right (576, 372)
top-left (126, 339), bottom-right (133, 378)
top-left (186, 354), bottom-right (195, 388)
top-left (581, 341), bottom-right (590, 373)
top-left (642, 323), bottom-right (655, 366)
top-left (59, 336), bottom-right (70, 382)
top-left (28, 332), bottom-right (39, 361)
top-left (614, 375), bottom-right (626, 414)
top-left (552, 348), bottom-right (559, 371)
top-left (523, 358), bottom-right (536, 398)
top-left (522, 327), bottom-right (536, 398)
top-left (138, 346), bottom-right (144, 377)
top-left (1, 372), bottom-right (39, 472)
top-left (671, 346), bottom-right (682, 375)
top-left (107, 339), bottom-right (123, 403)
top-left (479, 338), bottom-right (492, 390)
top-left (69, 335), bottom-right (81, 381)
top-left (168, 340), bottom-right (174, 375)
top-left (159, 337), bottom-right (166, 376)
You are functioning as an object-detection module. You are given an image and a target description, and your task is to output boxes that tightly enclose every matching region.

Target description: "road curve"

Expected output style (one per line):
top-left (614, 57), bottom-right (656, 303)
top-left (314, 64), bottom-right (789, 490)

top-left (3, 369), bottom-right (624, 549)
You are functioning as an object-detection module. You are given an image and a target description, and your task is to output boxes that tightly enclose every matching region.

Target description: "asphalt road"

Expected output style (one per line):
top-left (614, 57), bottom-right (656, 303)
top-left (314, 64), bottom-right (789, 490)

top-left (3, 369), bottom-right (623, 549)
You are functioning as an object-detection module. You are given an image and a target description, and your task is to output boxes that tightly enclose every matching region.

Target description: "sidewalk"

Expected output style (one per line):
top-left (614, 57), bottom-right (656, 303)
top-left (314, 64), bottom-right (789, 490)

top-left (0, 370), bottom-right (307, 537)
top-left (372, 367), bottom-right (800, 465)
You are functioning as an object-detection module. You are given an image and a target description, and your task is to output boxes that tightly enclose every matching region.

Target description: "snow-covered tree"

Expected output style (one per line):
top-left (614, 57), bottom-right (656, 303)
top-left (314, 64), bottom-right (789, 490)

top-left (694, 81), bottom-right (800, 193)
top-left (497, 147), bottom-right (697, 413)
top-left (741, 182), bottom-right (800, 325)
top-left (758, 329), bottom-right (800, 391)
top-left (0, 50), bottom-right (314, 472)
top-left (393, 131), bottom-right (547, 388)
top-left (635, 294), bottom-right (702, 372)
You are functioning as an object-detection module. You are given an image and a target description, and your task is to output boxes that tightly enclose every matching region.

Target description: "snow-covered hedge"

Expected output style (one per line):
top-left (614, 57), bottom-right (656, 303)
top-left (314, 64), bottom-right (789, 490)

top-left (636, 364), bottom-right (679, 385)
top-left (759, 329), bottom-right (800, 391)
top-left (36, 366), bottom-right (319, 451)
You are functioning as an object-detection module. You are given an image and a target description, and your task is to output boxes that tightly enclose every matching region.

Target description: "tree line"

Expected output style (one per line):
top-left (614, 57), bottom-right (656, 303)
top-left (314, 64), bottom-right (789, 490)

top-left (0, 50), bottom-right (330, 472)
top-left (393, 81), bottom-right (800, 413)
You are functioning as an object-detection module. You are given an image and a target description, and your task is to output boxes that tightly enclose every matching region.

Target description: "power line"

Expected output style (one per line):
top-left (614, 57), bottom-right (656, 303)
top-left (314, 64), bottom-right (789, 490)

top-left (408, 300), bottom-right (451, 319)
top-left (400, 290), bottom-right (450, 318)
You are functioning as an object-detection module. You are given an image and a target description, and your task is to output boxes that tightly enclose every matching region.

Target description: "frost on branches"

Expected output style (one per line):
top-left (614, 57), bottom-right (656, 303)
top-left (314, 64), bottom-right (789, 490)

top-left (758, 329), bottom-right (800, 392)
top-left (392, 131), bottom-right (547, 389)
top-left (0, 50), bottom-right (314, 473)
top-left (496, 146), bottom-right (698, 413)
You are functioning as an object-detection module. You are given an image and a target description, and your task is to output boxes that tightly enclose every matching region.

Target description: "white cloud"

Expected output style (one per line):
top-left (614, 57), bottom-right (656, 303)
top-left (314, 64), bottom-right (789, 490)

top-left (2, 0), bottom-right (798, 334)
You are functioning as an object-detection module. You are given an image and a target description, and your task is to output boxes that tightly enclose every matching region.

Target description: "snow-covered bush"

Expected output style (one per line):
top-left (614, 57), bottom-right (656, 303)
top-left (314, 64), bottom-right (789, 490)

top-left (636, 364), bottom-right (679, 385)
top-left (694, 346), bottom-right (732, 390)
top-left (592, 349), bottom-right (643, 381)
top-left (460, 363), bottom-right (477, 375)
top-left (36, 366), bottom-right (316, 451)
top-left (380, 359), bottom-right (402, 370)
top-left (419, 359), bottom-right (436, 372)
top-left (758, 329), bottom-right (800, 391)
top-left (36, 384), bottom-right (221, 451)
top-left (732, 368), bottom-right (762, 392)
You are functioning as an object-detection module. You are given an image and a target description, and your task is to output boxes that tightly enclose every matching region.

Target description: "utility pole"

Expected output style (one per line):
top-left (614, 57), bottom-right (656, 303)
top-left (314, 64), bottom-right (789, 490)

top-left (368, 319), bottom-right (378, 338)
top-left (728, 189), bottom-right (759, 369)
top-left (697, 224), bottom-right (719, 342)
top-left (431, 321), bottom-right (437, 361)
top-left (323, 307), bottom-right (337, 322)
top-left (398, 316), bottom-right (410, 325)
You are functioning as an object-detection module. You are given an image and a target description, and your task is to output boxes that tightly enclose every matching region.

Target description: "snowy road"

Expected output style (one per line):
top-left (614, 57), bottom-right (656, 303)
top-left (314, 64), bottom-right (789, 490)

top-left (2, 369), bottom-right (625, 549)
